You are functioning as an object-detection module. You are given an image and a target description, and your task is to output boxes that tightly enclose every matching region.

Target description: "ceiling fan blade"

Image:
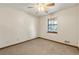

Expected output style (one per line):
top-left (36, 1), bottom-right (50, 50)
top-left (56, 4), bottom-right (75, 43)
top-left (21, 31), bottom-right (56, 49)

top-left (46, 3), bottom-right (55, 6)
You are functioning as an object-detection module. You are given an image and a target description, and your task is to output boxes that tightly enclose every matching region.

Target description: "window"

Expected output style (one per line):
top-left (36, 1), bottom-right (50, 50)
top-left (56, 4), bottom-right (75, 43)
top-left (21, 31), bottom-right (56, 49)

top-left (48, 17), bottom-right (58, 33)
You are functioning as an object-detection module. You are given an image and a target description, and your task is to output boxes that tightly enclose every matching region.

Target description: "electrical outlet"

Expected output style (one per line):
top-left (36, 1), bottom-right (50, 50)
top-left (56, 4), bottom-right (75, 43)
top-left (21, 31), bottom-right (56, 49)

top-left (64, 40), bottom-right (70, 43)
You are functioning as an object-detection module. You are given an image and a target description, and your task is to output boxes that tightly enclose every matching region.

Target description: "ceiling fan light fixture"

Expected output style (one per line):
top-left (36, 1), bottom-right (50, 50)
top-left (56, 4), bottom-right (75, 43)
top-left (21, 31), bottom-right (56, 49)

top-left (38, 6), bottom-right (45, 12)
top-left (36, 3), bottom-right (55, 12)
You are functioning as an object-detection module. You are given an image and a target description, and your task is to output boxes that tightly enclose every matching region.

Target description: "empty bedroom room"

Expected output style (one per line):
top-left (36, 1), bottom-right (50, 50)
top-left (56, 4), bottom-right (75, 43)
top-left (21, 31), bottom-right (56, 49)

top-left (0, 3), bottom-right (79, 55)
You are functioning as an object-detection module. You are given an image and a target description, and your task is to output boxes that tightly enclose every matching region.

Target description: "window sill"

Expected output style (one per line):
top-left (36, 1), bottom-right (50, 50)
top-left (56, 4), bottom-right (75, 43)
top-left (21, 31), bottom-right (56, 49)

top-left (48, 31), bottom-right (58, 33)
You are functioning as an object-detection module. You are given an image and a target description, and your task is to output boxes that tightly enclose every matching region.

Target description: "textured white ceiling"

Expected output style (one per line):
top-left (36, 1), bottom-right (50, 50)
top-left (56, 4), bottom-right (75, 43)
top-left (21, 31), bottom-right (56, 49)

top-left (0, 3), bottom-right (78, 16)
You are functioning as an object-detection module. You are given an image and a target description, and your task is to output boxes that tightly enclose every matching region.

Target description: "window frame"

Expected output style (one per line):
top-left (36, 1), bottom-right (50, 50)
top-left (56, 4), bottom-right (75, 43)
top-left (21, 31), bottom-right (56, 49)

top-left (47, 17), bottom-right (58, 33)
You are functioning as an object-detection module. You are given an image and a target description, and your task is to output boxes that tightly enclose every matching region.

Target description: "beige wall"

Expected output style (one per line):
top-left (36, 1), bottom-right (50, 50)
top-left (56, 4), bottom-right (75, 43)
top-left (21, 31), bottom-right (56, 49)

top-left (39, 6), bottom-right (78, 47)
top-left (0, 7), bottom-right (38, 48)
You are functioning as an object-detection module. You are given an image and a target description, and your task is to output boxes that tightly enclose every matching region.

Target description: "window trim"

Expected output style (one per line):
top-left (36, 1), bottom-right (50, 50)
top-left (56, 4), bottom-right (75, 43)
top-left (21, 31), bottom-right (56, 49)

top-left (48, 31), bottom-right (57, 33)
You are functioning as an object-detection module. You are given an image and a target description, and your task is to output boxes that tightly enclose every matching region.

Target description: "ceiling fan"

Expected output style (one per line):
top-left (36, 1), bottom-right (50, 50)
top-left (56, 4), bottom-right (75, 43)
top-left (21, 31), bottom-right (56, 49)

top-left (27, 3), bottom-right (55, 13)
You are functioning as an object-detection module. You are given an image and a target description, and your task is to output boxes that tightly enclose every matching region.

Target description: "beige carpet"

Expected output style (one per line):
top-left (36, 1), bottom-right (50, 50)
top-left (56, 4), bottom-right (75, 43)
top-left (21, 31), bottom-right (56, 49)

top-left (0, 38), bottom-right (79, 55)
